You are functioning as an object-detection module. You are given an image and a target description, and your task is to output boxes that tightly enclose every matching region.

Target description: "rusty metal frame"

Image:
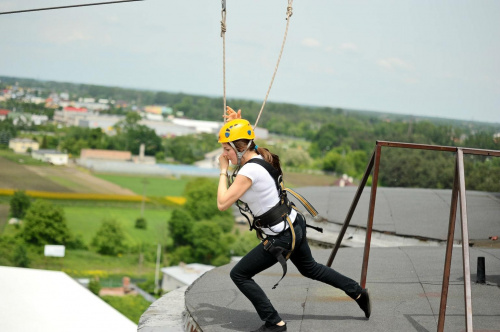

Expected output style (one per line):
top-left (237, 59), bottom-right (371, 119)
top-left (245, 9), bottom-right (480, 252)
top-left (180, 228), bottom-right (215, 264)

top-left (326, 140), bottom-right (500, 332)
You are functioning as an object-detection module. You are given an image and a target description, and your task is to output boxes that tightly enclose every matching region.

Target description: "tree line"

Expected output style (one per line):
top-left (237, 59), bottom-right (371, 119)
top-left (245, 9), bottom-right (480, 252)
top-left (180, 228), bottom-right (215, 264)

top-left (1, 76), bottom-right (499, 191)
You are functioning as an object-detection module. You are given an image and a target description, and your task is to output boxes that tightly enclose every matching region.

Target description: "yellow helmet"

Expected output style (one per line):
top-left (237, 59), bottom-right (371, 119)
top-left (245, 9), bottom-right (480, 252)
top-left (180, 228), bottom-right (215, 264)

top-left (218, 119), bottom-right (255, 143)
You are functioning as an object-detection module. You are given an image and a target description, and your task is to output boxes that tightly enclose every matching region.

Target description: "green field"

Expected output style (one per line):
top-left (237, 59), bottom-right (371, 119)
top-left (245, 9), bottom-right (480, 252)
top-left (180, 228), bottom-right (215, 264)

top-left (95, 174), bottom-right (191, 197)
top-left (63, 206), bottom-right (172, 246)
top-left (2, 204), bottom-right (173, 245)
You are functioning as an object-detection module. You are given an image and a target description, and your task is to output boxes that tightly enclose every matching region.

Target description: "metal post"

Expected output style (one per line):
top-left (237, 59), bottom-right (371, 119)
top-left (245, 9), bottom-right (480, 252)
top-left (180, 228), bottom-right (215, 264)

top-left (154, 243), bottom-right (162, 294)
top-left (437, 154), bottom-right (460, 332)
top-left (141, 178), bottom-right (148, 218)
top-left (327, 150), bottom-right (375, 267)
top-left (457, 149), bottom-right (473, 331)
top-left (360, 143), bottom-right (381, 288)
top-left (476, 257), bottom-right (486, 284)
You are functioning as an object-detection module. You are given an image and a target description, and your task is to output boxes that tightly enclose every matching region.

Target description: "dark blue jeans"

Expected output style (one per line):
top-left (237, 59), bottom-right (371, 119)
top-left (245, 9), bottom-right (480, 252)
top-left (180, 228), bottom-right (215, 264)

top-left (230, 213), bottom-right (363, 324)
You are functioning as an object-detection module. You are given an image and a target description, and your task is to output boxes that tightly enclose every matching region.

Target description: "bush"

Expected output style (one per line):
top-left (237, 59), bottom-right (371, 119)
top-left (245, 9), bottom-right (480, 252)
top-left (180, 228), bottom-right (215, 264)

top-left (137, 275), bottom-right (161, 297)
top-left (168, 245), bottom-right (195, 266)
top-left (21, 200), bottom-right (72, 246)
top-left (88, 278), bottom-right (101, 295)
top-left (0, 236), bottom-right (17, 266)
top-left (12, 243), bottom-right (30, 268)
top-left (135, 217), bottom-right (147, 229)
top-left (10, 190), bottom-right (31, 219)
top-left (91, 219), bottom-right (127, 256)
top-left (168, 209), bottom-right (194, 247)
top-left (66, 233), bottom-right (88, 250)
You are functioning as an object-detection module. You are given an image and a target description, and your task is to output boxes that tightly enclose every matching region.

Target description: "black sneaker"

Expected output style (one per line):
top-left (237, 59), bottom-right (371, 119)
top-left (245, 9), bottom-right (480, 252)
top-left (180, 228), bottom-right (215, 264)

top-left (355, 288), bottom-right (371, 319)
top-left (250, 322), bottom-right (287, 332)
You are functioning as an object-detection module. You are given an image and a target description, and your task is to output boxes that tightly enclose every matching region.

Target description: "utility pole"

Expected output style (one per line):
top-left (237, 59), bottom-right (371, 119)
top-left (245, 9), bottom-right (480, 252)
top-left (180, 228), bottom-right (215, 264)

top-left (140, 178), bottom-right (148, 218)
top-left (154, 243), bottom-right (162, 295)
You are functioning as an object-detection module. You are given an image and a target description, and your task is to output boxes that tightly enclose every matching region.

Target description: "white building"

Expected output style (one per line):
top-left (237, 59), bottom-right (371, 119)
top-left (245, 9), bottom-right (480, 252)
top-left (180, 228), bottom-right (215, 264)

top-left (75, 114), bottom-right (269, 139)
top-left (0, 266), bottom-right (137, 332)
top-left (31, 149), bottom-right (69, 165)
top-left (53, 107), bottom-right (90, 126)
top-left (161, 263), bottom-right (214, 292)
top-left (8, 138), bottom-right (39, 153)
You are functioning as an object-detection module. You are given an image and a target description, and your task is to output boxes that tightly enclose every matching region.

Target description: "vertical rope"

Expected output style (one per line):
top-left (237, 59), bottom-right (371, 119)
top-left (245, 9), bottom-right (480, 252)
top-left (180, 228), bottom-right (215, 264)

top-left (254, 0), bottom-right (293, 130)
top-left (221, 0), bottom-right (227, 122)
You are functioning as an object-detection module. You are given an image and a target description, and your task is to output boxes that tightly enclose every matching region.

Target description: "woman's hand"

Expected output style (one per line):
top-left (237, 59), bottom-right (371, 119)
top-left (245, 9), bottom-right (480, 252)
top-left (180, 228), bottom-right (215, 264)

top-left (218, 153), bottom-right (229, 171)
top-left (223, 106), bottom-right (241, 121)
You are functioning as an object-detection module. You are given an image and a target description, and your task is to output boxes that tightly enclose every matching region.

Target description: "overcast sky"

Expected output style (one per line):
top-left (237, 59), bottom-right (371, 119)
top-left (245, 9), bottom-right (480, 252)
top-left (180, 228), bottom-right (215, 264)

top-left (0, 0), bottom-right (499, 123)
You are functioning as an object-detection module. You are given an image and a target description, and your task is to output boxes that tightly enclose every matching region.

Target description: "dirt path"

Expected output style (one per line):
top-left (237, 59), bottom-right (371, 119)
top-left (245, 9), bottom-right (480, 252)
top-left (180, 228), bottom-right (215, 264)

top-left (0, 157), bottom-right (135, 195)
top-left (0, 204), bottom-right (9, 233)
top-left (0, 157), bottom-right (71, 192)
top-left (24, 163), bottom-right (136, 195)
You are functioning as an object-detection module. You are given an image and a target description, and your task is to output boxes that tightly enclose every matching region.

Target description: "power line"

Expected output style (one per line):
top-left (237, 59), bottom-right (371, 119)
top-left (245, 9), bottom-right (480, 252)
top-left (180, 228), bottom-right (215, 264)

top-left (0, 0), bottom-right (144, 16)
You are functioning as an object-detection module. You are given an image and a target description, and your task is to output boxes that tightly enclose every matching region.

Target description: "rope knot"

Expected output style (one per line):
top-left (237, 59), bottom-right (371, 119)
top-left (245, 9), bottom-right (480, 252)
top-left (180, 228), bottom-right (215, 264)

top-left (286, 6), bottom-right (293, 19)
top-left (220, 20), bottom-right (226, 36)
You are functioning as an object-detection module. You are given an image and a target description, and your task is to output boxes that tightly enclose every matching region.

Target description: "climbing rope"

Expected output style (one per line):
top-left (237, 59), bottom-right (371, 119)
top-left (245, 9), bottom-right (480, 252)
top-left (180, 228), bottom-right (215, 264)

top-left (220, 0), bottom-right (294, 128)
top-left (254, 0), bottom-right (293, 130)
top-left (221, 0), bottom-right (227, 122)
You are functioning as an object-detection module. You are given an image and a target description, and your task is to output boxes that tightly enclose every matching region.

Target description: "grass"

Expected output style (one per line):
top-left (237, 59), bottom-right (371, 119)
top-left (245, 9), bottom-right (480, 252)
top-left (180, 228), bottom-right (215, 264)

top-left (1, 203), bottom-right (174, 249)
top-left (0, 204), bottom-right (9, 233)
top-left (95, 174), bottom-right (191, 197)
top-left (63, 206), bottom-right (173, 246)
top-left (44, 250), bottom-right (156, 276)
top-left (101, 295), bottom-right (152, 324)
top-left (283, 171), bottom-right (338, 188)
top-left (0, 149), bottom-right (47, 166)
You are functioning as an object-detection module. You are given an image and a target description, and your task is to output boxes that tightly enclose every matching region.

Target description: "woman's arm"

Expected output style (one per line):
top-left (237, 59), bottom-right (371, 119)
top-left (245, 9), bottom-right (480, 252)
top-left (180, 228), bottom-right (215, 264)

top-left (217, 174), bottom-right (252, 211)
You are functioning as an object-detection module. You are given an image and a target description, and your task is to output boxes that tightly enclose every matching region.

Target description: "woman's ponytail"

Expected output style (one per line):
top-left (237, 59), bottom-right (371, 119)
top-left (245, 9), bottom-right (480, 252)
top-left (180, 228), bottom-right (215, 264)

top-left (232, 139), bottom-right (283, 175)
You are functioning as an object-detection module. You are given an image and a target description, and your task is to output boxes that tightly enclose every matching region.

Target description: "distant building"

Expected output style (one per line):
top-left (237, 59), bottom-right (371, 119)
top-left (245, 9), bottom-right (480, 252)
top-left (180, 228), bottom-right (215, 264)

top-left (80, 149), bottom-right (132, 161)
top-left (194, 148), bottom-right (222, 169)
top-left (31, 149), bottom-right (69, 165)
top-left (0, 109), bottom-right (10, 120)
top-left (77, 114), bottom-right (124, 134)
top-left (79, 146), bottom-right (155, 165)
top-left (172, 118), bottom-right (269, 139)
top-left (53, 107), bottom-right (90, 126)
top-left (8, 138), bottom-right (39, 153)
top-left (161, 263), bottom-right (214, 292)
top-left (144, 113), bottom-right (163, 121)
top-left (7, 112), bottom-right (48, 126)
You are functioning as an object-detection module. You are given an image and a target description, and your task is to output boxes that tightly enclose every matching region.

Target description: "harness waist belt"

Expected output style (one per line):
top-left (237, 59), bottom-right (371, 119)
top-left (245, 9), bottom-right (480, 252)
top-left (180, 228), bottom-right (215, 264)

top-left (254, 202), bottom-right (291, 228)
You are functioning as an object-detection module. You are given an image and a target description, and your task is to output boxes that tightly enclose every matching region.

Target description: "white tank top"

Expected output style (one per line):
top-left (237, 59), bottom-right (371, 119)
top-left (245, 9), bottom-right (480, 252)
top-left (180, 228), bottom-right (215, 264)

top-left (237, 156), bottom-right (297, 235)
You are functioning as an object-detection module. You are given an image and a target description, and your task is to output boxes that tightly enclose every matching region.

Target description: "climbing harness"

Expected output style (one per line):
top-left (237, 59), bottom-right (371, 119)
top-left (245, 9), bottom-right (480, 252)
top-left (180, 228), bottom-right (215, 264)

top-left (220, 0), bottom-right (294, 130)
top-left (233, 158), bottom-right (323, 289)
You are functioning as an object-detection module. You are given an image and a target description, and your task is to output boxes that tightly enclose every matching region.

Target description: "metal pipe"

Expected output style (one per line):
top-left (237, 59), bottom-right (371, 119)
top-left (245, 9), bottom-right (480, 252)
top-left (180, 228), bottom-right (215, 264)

top-left (360, 144), bottom-right (381, 288)
top-left (327, 150), bottom-right (375, 267)
top-left (377, 140), bottom-right (500, 156)
top-left (437, 155), bottom-right (460, 332)
top-left (377, 141), bottom-right (457, 152)
top-left (460, 148), bottom-right (500, 157)
top-left (457, 149), bottom-right (473, 331)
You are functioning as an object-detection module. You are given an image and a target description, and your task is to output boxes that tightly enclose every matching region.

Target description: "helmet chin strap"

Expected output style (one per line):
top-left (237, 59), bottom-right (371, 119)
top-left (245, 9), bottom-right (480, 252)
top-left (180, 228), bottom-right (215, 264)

top-left (229, 140), bottom-right (253, 166)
